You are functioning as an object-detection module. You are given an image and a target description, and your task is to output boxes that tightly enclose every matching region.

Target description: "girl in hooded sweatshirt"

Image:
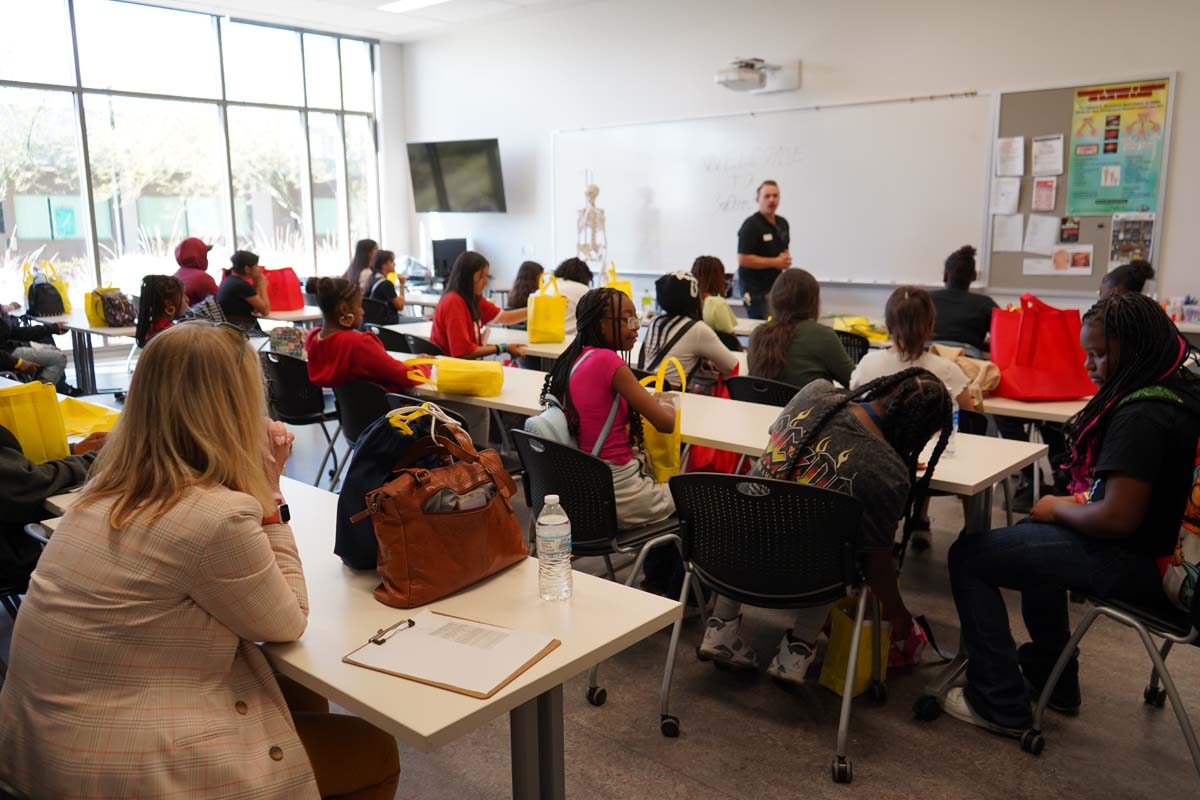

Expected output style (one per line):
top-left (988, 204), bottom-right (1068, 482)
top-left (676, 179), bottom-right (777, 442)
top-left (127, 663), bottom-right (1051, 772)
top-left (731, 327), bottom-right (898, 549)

top-left (172, 237), bottom-right (218, 306)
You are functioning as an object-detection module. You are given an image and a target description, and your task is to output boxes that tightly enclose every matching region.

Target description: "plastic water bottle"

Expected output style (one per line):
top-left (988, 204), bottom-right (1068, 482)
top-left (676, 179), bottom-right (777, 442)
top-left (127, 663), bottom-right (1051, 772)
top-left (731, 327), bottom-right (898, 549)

top-left (641, 288), bottom-right (655, 320)
top-left (536, 495), bottom-right (573, 601)
top-left (946, 401), bottom-right (960, 456)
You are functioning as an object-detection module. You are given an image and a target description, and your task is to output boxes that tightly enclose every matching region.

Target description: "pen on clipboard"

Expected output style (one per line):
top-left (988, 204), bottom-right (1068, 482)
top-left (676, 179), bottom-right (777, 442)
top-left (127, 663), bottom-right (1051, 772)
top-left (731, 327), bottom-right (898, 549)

top-left (370, 618), bottom-right (415, 645)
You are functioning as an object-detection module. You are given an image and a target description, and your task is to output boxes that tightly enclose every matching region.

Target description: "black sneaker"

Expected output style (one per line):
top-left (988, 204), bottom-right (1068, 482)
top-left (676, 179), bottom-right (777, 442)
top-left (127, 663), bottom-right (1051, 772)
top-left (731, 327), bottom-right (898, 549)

top-left (1019, 642), bottom-right (1081, 714)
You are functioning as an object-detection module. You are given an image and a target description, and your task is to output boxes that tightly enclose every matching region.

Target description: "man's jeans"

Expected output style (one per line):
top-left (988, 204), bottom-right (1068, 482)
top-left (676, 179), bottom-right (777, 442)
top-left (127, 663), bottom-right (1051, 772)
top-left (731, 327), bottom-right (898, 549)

top-left (742, 292), bottom-right (768, 320)
top-left (11, 344), bottom-right (66, 387)
top-left (948, 521), bottom-right (1161, 727)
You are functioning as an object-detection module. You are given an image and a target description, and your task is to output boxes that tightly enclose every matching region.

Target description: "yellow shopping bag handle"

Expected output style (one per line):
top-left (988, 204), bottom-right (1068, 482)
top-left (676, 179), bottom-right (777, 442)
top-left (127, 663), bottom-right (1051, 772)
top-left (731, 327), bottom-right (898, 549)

top-left (402, 357), bottom-right (438, 386)
top-left (638, 355), bottom-right (687, 395)
top-left (387, 406), bottom-right (430, 435)
top-left (536, 275), bottom-right (561, 297)
top-left (605, 261), bottom-right (619, 283)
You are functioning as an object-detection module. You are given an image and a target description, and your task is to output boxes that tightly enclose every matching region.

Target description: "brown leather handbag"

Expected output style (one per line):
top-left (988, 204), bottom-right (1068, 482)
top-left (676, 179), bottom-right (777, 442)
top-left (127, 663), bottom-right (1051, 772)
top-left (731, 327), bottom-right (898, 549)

top-left (351, 430), bottom-right (528, 608)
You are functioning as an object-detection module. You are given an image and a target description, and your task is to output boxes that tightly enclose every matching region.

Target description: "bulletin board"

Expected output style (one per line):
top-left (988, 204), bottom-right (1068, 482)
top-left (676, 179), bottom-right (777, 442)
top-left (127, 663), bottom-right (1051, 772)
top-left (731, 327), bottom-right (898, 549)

top-left (984, 75), bottom-right (1174, 293)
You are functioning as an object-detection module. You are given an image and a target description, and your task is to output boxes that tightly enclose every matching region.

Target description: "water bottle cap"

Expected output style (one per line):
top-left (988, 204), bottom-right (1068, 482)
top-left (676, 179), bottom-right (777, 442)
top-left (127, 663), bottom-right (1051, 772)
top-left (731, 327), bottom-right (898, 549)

top-left (544, 494), bottom-right (559, 505)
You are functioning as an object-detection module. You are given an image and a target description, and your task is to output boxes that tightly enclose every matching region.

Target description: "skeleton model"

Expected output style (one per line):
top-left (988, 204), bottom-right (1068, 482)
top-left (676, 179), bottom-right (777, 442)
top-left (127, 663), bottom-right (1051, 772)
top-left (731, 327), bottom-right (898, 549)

top-left (576, 182), bottom-right (607, 266)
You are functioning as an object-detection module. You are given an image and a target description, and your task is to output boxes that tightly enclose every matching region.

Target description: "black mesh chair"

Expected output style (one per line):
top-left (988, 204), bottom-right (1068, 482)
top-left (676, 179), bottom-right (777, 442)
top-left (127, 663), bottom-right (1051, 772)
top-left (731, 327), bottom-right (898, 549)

top-left (260, 351), bottom-right (341, 487)
top-left (663, 473), bottom-right (874, 784)
top-left (405, 334), bottom-right (443, 356)
top-left (361, 297), bottom-right (394, 326)
top-left (835, 330), bottom-right (871, 365)
top-left (725, 375), bottom-right (800, 408)
top-left (1017, 591), bottom-right (1200, 775)
top-left (365, 324), bottom-right (410, 353)
top-left (512, 429), bottom-right (703, 707)
top-left (330, 380), bottom-right (391, 488)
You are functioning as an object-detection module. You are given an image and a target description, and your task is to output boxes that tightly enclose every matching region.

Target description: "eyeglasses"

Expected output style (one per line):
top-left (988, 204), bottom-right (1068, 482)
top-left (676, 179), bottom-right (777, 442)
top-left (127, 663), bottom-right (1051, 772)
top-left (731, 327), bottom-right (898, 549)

top-left (621, 315), bottom-right (640, 331)
top-left (181, 319), bottom-right (251, 363)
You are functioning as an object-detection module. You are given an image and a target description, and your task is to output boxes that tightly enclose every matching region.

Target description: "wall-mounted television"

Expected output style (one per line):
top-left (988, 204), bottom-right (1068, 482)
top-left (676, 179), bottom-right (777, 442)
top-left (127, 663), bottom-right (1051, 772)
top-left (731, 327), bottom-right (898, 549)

top-left (407, 138), bottom-right (506, 213)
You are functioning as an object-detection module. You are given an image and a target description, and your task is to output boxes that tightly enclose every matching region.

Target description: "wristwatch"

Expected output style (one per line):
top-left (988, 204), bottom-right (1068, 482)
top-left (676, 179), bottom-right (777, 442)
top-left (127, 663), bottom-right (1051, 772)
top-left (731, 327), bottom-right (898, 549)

top-left (263, 498), bottom-right (291, 525)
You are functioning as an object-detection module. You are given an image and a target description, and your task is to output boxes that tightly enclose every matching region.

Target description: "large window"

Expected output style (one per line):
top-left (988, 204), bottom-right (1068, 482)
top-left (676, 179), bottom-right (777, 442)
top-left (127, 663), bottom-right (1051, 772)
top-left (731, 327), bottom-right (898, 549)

top-left (0, 1), bottom-right (380, 299)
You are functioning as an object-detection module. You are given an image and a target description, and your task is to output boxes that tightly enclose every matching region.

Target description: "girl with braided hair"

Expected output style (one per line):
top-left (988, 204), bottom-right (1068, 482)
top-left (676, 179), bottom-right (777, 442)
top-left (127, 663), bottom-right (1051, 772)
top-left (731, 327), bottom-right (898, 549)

top-left (134, 275), bottom-right (184, 348)
top-left (945, 292), bottom-right (1200, 737)
top-left (540, 288), bottom-right (682, 592)
top-left (699, 368), bottom-right (953, 683)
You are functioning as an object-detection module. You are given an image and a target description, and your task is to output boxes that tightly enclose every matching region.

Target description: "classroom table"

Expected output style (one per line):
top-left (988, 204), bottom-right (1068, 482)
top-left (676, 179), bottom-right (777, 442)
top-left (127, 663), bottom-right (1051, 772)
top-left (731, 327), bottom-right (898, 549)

top-left (265, 478), bottom-right (680, 800)
top-left (31, 310), bottom-right (137, 395)
top-left (262, 305), bottom-right (323, 327)
top-left (384, 319), bottom-right (531, 347)
top-left (405, 291), bottom-right (442, 314)
top-left (980, 396), bottom-right (1087, 424)
top-left (405, 361), bottom-right (1045, 532)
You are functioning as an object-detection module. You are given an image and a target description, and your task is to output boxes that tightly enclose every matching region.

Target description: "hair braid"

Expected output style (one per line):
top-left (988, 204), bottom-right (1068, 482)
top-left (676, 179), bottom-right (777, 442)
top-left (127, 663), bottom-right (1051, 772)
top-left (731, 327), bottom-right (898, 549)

top-left (539, 288), bottom-right (646, 448)
top-left (1066, 292), bottom-right (1196, 490)
top-left (135, 274), bottom-right (184, 348)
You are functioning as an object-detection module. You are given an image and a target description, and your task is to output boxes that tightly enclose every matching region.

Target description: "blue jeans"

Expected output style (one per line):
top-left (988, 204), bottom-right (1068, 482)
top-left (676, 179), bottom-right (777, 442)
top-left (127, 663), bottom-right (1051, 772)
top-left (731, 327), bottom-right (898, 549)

top-left (947, 521), bottom-right (1161, 728)
top-left (742, 292), bottom-right (768, 320)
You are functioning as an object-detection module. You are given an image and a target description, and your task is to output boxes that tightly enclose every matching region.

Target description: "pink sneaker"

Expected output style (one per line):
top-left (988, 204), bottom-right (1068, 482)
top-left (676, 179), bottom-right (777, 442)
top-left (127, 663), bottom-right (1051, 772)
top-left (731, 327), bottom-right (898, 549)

top-left (889, 618), bottom-right (930, 668)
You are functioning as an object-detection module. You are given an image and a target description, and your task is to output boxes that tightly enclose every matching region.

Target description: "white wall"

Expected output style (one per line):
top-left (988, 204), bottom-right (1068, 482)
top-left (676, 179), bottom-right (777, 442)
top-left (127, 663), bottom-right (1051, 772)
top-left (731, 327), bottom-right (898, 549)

top-left (396, 0), bottom-right (1198, 315)
top-left (377, 43), bottom-right (411, 259)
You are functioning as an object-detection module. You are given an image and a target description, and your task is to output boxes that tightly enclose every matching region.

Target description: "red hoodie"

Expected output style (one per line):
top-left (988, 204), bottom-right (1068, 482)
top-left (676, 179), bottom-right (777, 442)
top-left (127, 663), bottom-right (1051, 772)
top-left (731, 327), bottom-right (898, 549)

top-left (173, 237), bottom-right (218, 306)
top-left (305, 327), bottom-right (420, 393)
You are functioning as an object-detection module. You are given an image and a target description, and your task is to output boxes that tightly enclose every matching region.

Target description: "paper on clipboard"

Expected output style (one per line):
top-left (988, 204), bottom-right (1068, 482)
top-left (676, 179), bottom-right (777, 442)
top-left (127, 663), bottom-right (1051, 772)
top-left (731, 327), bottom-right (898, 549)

top-left (343, 609), bottom-right (560, 698)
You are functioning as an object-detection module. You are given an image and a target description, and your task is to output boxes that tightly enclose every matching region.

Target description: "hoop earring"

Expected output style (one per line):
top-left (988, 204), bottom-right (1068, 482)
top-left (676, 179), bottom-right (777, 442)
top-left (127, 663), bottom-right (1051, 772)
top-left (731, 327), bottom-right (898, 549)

top-left (164, 305), bottom-right (177, 317)
top-left (338, 314), bottom-right (354, 328)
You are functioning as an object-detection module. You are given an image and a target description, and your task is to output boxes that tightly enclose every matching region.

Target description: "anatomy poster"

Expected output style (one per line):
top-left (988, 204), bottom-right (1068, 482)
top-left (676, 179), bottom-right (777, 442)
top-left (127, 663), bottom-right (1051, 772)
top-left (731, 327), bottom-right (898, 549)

top-left (1067, 81), bottom-right (1168, 215)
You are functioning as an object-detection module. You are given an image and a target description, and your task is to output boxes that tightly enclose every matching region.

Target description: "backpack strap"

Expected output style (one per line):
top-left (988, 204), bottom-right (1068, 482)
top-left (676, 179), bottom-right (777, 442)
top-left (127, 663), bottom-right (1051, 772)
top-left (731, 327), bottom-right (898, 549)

top-left (370, 277), bottom-right (389, 298)
top-left (639, 317), bottom-right (698, 372)
top-left (568, 348), bottom-right (623, 457)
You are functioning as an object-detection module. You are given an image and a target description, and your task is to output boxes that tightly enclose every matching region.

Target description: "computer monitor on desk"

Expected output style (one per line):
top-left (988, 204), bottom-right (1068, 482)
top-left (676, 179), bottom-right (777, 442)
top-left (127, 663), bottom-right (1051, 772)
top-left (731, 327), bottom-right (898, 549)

top-left (432, 238), bottom-right (467, 280)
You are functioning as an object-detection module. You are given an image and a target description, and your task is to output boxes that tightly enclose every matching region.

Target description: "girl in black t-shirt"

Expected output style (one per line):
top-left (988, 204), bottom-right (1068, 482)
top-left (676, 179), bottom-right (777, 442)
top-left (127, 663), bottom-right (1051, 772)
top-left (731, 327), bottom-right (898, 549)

top-left (945, 292), bottom-right (1200, 736)
top-left (217, 251), bottom-right (269, 332)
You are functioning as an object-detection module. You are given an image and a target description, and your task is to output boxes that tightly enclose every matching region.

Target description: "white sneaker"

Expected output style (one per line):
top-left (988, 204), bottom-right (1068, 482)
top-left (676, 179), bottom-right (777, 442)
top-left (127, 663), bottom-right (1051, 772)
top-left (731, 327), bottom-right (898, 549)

top-left (766, 630), bottom-right (816, 686)
top-left (698, 615), bottom-right (759, 669)
top-left (939, 687), bottom-right (1027, 737)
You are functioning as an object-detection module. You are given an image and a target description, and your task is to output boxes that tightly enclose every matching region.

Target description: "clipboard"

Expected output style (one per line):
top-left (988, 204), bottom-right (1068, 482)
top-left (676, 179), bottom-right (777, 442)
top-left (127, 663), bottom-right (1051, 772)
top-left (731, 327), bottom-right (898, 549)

top-left (342, 609), bottom-right (561, 699)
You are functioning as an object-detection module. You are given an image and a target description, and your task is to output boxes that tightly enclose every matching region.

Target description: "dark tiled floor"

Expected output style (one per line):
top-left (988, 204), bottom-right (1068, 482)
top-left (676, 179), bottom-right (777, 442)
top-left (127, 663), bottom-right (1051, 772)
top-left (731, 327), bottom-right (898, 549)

top-left (4, 370), bottom-right (1198, 799)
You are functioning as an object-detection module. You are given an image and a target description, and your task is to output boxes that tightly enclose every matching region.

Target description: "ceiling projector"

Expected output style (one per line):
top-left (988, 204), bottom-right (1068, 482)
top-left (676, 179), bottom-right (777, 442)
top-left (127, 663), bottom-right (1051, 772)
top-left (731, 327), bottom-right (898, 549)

top-left (714, 58), bottom-right (801, 94)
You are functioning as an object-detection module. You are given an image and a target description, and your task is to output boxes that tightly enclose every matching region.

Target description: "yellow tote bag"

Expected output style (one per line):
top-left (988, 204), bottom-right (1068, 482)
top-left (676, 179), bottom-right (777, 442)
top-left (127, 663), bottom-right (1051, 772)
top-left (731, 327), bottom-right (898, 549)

top-left (404, 357), bottom-right (504, 398)
top-left (0, 382), bottom-right (70, 463)
top-left (23, 261), bottom-right (72, 313)
top-left (86, 286), bottom-right (122, 327)
top-left (526, 276), bottom-right (567, 344)
top-left (831, 315), bottom-right (888, 343)
top-left (59, 396), bottom-right (120, 437)
top-left (637, 356), bottom-right (685, 483)
top-left (603, 262), bottom-right (633, 300)
top-left (817, 595), bottom-right (890, 698)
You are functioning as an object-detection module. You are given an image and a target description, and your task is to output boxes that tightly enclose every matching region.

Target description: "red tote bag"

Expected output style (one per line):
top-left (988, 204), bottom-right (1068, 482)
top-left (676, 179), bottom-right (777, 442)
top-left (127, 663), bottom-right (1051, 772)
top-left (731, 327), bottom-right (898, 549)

top-left (264, 267), bottom-right (304, 311)
top-left (990, 294), bottom-right (1097, 401)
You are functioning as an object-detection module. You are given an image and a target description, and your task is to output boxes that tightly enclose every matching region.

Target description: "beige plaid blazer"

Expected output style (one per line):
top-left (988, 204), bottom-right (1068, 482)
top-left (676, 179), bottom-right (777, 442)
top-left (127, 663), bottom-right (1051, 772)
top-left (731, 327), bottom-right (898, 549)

top-left (0, 484), bottom-right (320, 799)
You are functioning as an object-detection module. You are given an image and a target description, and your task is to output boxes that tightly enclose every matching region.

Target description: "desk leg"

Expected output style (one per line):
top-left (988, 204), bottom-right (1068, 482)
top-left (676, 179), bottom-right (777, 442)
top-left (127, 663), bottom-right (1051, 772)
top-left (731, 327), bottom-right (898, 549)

top-left (537, 685), bottom-right (565, 800)
top-left (962, 486), bottom-right (994, 536)
top-left (509, 685), bottom-right (566, 800)
top-left (72, 329), bottom-right (96, 395)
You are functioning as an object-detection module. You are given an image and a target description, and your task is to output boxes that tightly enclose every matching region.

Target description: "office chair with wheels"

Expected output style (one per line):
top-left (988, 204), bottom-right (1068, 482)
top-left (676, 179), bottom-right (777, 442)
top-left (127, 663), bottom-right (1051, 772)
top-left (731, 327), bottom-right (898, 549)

top-left (260, 352), bottom-right (341, 487)
top-left (835, 330), bottom-right (871, 365)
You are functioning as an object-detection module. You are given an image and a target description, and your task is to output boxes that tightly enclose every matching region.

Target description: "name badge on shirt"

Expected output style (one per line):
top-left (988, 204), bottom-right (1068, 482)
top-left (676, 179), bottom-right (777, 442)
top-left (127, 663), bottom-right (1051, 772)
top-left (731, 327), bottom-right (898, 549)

top-left (762, 233), bottom-right (774, 242)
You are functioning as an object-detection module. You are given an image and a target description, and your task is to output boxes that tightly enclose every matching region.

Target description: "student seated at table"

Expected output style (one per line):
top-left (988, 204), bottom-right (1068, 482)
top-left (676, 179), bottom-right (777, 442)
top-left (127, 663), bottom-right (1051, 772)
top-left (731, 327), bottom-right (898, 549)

top-left (944, 292), bottom-right (1200, 736)
top-left (134, 274), bottom-right (184, 347)
top-left (430, 251), bottom-right (528, 359)
top-left (0, 322), bottom-right (400, 799)
top-left (930, 245), bottom-right (997, 355)
top-left (747, 268), bottom-right (853, 389)
top-left (506, 260), bottom-right (544, 311)
top-left (0, 306), bottom-right (71, 392)
top-left (306, 276), bottom-right (422, 393)
top-left (552, 257), bottom-right (593, 335)
top-left (363, 249), bottom-right (406, 325)
top-left (218, 250), bottom-right (270, 333)
top-left (173, 236), bottom-right (218, 306)
top-left (1099, 258), bottom-right (1154, 299)
top-left (0, 425), bottom-right (106, 599)
top-left (691, 255), bottom-right (740, 350)
top-left (700, 369), bottom-right (953, 680)
top-left (344, 238), bottom-right (379, 294)
top-left (640, 272), bottom-right (738, 384)
top-left (539, 287), bottom-right (681, 591)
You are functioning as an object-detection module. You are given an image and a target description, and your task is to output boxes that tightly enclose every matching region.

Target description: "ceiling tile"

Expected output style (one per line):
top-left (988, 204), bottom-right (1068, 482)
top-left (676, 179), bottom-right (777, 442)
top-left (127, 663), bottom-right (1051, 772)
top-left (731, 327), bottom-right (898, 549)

top-left (411, 0), bottom-right (515, 24)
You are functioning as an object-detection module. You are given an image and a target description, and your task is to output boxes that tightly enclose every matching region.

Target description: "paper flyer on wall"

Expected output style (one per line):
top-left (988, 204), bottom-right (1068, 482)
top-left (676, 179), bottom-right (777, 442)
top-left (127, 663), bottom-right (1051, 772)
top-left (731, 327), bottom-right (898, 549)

top-left (1060, 217), bottom-right (1081, 242)
top-left (1032, 134), bottom-right (1064, 176)
top-left (990, 177), bottom-right (1021, 214)
top-left (1024, 244), bottom-right (1094, 276)
top-left (991, 214), bottom-right (1024, 252)
top-left (1108, 212), bottom-right (1155, 268)
top-left (996, 136), bottom-right (1025, 177)
top-left (1031, 177), bottom-right (1057, 212)
top-left (1023, 214), bottom-right (1059, 255)
top-left (1067, 80), bottom-right (1168, 215)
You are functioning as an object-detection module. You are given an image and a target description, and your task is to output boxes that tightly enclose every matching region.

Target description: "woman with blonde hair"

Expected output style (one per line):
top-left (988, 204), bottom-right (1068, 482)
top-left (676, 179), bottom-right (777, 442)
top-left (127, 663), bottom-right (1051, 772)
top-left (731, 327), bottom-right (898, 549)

top-left (0, 322), bottom-right (400, 799)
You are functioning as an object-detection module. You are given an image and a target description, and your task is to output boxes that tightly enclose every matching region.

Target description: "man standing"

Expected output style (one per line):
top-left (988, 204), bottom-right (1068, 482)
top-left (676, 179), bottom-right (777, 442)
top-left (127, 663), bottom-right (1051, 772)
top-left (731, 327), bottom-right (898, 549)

top-left (736, 180), bottom-right (791, 319)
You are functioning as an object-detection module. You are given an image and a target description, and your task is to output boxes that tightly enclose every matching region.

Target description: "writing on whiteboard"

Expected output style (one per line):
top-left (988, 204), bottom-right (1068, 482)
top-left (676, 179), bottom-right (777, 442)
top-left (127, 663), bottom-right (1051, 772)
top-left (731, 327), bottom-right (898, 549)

top-left (702, 145), bottom-right (806, 174)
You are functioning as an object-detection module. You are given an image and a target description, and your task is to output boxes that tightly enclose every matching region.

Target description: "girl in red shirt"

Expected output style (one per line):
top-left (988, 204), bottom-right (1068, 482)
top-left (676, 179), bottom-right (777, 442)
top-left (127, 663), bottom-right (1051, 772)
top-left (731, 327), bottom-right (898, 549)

top-left (134, 275), bottom-right (184, 348)
top-left (430, 252), bottom-right (528, 358)
top-left (305, 277), bottom-right (420, 393)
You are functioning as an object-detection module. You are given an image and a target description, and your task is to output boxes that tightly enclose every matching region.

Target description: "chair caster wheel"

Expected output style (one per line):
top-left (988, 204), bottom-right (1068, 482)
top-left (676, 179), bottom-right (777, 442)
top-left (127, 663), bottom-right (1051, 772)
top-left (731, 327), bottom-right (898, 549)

top-left (831, 756), bottom-right (852, 783)
top-left (660, 714), bottom-right (680, 738)
top-left (695, 646), bottom-right (710, 662)
top-left (586, 686), bottom-right (607, 707)
top-left (1020, 730), bottom-right (1045, 756)
top-left (1143, 686), bottom-right (1167, 707)
top-left (913, 694), bottom-right (942, 721)
top-left (868, 681), bottom-right (888, 705)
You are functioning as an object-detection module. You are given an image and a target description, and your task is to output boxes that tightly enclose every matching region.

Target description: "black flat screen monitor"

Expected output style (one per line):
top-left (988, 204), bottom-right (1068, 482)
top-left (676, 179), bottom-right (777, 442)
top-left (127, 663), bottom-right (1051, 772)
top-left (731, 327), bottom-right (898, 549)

top-left (408, 139), bottom-right (506, 213)
top-left (431, 238), bottom-right (467, 280)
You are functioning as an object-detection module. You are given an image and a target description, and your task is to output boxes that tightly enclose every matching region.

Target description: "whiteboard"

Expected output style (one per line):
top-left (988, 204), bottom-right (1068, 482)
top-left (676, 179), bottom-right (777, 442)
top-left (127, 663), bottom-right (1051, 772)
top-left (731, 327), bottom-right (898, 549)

top-left (553, 94), bottom-right (993, 286)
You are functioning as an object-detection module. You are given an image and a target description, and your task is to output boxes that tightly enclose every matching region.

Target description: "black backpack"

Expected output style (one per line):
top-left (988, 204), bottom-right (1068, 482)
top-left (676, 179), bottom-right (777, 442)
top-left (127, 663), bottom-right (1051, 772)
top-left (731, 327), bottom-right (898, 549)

top-left (27, 282), bottom-right (65, 316)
